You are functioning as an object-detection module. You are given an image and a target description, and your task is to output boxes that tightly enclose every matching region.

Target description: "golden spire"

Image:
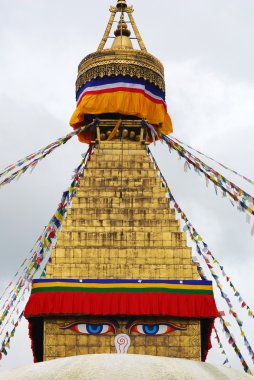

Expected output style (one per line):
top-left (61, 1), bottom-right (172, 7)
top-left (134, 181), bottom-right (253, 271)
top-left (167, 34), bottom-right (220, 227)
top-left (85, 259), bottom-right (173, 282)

top-left (111, 14), bottom-right (133, 50)
top-left (97, 0), bottom-right (146, 51)
top-left (114, 14), bottom-right (131, 37)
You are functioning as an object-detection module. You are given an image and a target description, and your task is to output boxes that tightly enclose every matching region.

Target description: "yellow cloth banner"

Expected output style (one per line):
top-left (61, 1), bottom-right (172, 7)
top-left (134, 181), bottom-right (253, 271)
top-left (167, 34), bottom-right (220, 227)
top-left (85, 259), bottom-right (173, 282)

top-left (70, 91), bottom-right (173, 142)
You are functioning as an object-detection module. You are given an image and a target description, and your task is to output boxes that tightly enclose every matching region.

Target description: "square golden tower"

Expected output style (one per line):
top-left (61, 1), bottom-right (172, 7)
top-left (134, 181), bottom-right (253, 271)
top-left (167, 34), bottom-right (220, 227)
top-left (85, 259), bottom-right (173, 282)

top-left (24, 0), bottom-right (218, 363)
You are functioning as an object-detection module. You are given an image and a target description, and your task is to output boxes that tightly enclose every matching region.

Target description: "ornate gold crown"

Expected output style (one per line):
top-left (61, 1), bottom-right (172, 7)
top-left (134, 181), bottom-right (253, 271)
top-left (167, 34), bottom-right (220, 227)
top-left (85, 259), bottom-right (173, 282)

top-left (76, 0), bottom-right (165, 92)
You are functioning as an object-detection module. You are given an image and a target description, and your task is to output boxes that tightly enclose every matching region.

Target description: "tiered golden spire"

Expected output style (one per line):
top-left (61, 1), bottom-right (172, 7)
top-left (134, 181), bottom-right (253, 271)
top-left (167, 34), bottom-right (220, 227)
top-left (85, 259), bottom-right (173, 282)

top-left (111, 14), bottom-right (133, 50)
top-left (97, 0), bottom-right (146, 51)
top-left (114, 14), bottom-right (131, 37)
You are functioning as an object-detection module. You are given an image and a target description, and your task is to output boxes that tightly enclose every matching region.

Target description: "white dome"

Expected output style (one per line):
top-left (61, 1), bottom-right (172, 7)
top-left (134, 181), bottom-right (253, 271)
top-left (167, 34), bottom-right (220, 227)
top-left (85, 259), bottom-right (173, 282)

top-left (0, 354), bottom-right (251, 380)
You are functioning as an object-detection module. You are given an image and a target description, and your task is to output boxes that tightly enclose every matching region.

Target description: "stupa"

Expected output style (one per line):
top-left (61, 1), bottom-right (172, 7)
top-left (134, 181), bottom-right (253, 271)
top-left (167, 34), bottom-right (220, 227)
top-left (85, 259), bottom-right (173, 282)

top-left (24, 0), bottom-right (218, 364)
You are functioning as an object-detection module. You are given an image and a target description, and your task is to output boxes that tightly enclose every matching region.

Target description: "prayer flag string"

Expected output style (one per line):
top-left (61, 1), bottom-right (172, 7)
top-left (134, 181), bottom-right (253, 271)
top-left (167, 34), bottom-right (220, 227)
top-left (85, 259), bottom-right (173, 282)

top-left (0, 144), bottom-right (94, 359)
top-left (214, 325), bottom-right (231, 367)
top-left (142, 127), bottom-right (254, 319)
top-left (170, 136), bottom-right (254, 186)
top-left (161, 134), bottom-right (254, 217)
top-left (0, 119), bottom-right (99, 189)
top-left (140, 121), bottom-right (254, 218)
top-left (146, 145), bottom-right (254, 373)
top-left (219, 317), bottom-right (253, 375)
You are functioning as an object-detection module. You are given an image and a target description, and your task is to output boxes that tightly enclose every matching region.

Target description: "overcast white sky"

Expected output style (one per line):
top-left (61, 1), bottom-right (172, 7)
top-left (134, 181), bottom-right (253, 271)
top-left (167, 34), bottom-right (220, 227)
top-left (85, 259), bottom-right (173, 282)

top-left (0, 0), bottom-right (253, 374)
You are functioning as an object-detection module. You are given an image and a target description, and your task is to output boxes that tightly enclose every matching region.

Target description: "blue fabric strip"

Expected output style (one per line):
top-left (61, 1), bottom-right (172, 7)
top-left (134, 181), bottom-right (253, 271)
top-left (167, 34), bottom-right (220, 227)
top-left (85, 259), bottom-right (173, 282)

top-left (33, 279), bottom-right (212, 286)
top-left (76, 75), bottom-right (165, 102)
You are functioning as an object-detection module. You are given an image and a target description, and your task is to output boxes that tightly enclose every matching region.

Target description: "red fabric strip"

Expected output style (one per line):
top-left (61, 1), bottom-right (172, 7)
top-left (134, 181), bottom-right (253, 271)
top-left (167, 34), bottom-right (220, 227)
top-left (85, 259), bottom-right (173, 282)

top-left (77, 87), bottom-right (167, 109)
top-left (24, 291), bottom-right (218, 318)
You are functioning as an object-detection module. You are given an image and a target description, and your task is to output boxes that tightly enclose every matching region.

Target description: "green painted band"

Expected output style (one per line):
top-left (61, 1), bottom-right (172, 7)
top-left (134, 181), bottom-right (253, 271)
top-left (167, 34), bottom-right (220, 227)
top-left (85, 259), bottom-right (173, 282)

top-left (32, 287), bottom-right (213, 295)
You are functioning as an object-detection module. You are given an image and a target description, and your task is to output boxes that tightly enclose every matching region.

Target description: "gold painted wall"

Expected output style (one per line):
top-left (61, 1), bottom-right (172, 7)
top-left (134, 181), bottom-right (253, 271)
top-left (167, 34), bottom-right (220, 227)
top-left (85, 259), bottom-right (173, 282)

top-left (46, 141), bottom-right (197, 280)
top-left (44, 317), bottom-right (201, 361)
top-left (44, 139), bottom-right (200, 360)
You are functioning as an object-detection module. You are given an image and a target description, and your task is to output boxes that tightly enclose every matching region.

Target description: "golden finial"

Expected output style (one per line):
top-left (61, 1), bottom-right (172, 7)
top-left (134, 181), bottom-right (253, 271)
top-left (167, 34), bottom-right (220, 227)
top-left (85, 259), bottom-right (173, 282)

top-left (116, 0), bottom-right (127, 9)
top-left (97, 0), bottom-right (147, 52)
top-left (114, 14), bottom-right (131, 37)
top-left (111, 13), bottom-right (133, 49)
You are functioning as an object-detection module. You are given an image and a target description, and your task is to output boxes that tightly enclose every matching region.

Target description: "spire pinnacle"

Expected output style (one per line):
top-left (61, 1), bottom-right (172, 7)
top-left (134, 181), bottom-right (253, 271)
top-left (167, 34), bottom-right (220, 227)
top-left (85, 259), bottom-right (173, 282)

top-left (111, 12), bottom-right (133, 50)
top-left (114, 14), bottom-right (131, 37)
top-left (116, 0), bottom-right (127, 9)
top-left (97, 0), bottom-right (147, 52)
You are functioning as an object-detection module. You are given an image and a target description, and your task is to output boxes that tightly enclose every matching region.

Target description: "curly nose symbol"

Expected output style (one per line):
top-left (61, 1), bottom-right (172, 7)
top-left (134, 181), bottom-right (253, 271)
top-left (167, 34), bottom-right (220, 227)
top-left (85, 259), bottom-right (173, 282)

top-left (114, 333), bottom-right (131, 354)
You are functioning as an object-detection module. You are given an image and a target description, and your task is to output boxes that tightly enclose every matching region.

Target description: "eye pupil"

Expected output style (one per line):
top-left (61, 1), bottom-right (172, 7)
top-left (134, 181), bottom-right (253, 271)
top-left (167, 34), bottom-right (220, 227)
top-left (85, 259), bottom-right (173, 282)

top-left (143, 324), bottom-right (159, 335)
top-left (86, 324), bottom-right (103, 334)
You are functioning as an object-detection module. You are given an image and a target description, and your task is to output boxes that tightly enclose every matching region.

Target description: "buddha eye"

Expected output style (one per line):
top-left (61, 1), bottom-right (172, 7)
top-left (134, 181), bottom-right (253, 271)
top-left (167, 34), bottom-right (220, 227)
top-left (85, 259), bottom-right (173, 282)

top-left (60, 322), bottom-right (116, 335)
top-left (129, 322), bottom-right (186, 336)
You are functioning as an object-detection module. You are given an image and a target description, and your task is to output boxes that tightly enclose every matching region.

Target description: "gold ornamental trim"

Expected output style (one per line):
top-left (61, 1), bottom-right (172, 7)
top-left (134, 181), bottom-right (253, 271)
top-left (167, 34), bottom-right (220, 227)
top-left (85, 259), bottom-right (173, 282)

top-left (76, 49), bottom-right (165, 92)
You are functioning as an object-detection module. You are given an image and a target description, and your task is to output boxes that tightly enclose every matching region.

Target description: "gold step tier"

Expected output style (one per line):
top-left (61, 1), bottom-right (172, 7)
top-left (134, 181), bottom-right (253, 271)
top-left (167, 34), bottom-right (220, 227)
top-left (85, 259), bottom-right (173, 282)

top-left (46, 140), bottom-right (197, 280)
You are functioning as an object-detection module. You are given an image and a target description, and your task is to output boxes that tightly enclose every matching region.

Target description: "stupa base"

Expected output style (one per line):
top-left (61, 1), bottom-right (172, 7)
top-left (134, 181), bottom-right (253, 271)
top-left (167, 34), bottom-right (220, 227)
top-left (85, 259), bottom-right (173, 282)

top-left (0, 354), bottom-right (251, 380)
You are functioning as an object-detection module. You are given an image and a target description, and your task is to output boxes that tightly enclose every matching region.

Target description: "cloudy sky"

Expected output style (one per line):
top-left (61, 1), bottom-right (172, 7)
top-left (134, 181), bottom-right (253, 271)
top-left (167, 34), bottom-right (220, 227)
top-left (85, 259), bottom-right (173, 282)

top-left (0, 0), bottom-right (253, 374)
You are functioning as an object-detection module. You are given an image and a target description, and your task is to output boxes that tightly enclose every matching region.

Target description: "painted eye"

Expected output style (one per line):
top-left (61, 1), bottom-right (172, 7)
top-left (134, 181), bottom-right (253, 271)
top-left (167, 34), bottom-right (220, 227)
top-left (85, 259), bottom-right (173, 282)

top-left (129, 322), bottom-right (186, 336)
top-left (60, 322), bottom-right (116, 335)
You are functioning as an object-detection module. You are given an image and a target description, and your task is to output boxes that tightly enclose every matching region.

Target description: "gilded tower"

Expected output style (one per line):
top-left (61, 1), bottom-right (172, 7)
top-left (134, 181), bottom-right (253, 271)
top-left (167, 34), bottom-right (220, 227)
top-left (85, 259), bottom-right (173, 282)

top-left (25, 0), bottom-right (218, 363)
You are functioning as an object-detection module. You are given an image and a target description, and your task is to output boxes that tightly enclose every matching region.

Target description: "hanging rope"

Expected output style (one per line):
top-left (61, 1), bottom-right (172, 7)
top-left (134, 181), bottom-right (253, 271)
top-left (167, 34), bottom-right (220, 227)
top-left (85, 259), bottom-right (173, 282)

top-left (0, 119), bottom-right (99, 189)
top-left (107, 119), bottom-right (122, 141)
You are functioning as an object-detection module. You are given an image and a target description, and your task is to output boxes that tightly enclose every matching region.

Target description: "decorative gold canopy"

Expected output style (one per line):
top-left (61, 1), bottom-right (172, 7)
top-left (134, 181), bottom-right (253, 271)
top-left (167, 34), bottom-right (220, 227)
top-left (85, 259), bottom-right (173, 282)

top-left (76, 0), bottom-right (165, 92)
